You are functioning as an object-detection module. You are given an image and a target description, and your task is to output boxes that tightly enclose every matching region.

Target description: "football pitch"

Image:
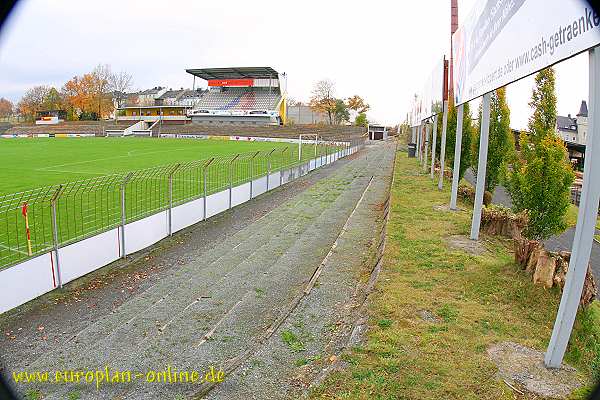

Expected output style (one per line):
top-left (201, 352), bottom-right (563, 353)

top-left (0, 137), bottom-right (297, 195)
top-left (0, 136), bottom-right (337, 268)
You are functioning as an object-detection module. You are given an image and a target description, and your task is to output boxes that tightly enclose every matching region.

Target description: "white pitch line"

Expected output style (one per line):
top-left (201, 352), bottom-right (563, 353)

top-left (36, 147), bottom-right (191, 171)
top-left (0, 242), bottom-right (29, 255)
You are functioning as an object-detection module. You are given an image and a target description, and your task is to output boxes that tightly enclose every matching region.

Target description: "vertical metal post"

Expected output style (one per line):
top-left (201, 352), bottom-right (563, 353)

top-left (411, 126), bottom-right (416, 143)
top-left (423, 121), bottom-right (430, 172)
top-left (267, 153), bottom-right (271, 190)
top-left (545, 47), bottom-right (600, 368)
top-left (298, 135), bottom-right (302, 161)
top-left (280, 147), bottom-right (286, 185)
top-left (119, 173), bottom-right (133, 258)
top-left (438, 100), bottom-right (449, 190)
top-left (470, 92), bottom-right (491, 240)
top-left (228, 155), bottom-right (239, 209)
top-left (203, 158), bottom-right (214, 220)
top-left (416, 125), bottom-right (421, 161)
top-left (430, 115), bottom-right (438, 178)
top-left (50, 186), bottom-right (64, 288)
top-left (314, 135), bottom-right (318, 159)
top-left (249, 153), bottom-right (256, 198)
top-left (450, 104), bottom-right (464, 210)
top-left (168, 164), bottom-right (180, 236)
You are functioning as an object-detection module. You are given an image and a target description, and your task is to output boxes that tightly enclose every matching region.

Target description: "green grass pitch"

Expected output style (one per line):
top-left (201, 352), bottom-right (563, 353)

top-left (0, 137), bottom-right (337, 268)
top-left (0, 137), bottom-right (297, 194)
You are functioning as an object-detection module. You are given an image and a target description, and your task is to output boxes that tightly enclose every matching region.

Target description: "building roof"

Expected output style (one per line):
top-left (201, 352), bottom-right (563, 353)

top-left (179, 89), bottom-right (204, 99)
top-left (185, 67), bottom-right (279, 80)
top-left (158, 89), bottom-right (186, 100)
top-left (139, 87), bottom-right (165, 95)
top-left (577, 100), bottom-right (588, 117)
top-left (557, 115), bottom-right (577, 131)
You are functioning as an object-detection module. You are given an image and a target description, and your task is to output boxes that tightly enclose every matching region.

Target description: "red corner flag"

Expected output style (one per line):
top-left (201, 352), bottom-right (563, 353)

top-left (21, 202), bottom-right (32, 256)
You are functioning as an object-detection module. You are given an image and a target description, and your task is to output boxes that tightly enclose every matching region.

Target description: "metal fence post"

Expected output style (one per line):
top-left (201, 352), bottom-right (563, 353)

top-left (202, 157), bottom-right (215, 220)
top-left (168, 164), bottom-right (181, 236)
top-left (229, 155), bottom-right (239, 209)
top-left (267, 148), bottom-right (275, 190)
top-left (120, 173), bottom-right (134, 258)
top-left (50, 186), bottom-right (64, 288)
top-left (280, 147), bottom-right (287, 186)
top-left (249, 151), bottom-right (259, 198)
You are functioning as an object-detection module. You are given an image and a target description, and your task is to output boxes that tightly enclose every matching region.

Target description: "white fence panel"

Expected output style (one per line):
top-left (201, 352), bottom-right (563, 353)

top-left (172, 197), bottom-right (204, 233)
top-left (281, 169), bottom-right (292, 185)
top-left (268, 172), bottom-right (281, 190)
top-left (206, 190), bottom-right (229, 218)
top-left (124, 211), bottom-right (168, 255)
top-left (232, 183), bottom-right (251, 207)
top-left (60, 228), bottom-right (120, 284)
top-left (0, 253), bottom-right (55, 314)
top-left (252, 176), bottom-right (268, 198)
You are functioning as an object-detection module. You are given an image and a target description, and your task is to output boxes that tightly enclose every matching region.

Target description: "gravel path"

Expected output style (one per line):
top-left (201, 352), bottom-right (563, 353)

top-left (0, 141), bottom-right (396, 400)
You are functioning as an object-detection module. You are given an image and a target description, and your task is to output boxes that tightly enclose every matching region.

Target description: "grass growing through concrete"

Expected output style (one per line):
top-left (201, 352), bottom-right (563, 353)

top-left (311, 153), bottom-right (600, 399)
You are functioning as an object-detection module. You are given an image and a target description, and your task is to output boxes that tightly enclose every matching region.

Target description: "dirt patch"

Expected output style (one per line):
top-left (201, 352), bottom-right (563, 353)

top-left (417, 310), bottom-right (441, 323)
top-left (488, 342), bottom-right (583, 398)
top-left (446, 235), bottom-right (487, 255)
top-left (433, 204), bottom-right (464, 212)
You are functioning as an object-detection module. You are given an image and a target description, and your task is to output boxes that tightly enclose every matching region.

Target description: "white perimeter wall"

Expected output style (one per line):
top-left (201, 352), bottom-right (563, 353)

top-left (0, 146), bottom-right (356, 314)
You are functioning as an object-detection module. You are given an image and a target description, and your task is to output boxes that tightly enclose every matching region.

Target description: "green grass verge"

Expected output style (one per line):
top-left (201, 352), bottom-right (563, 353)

top-left (310, 153), bottom-right (600, 399)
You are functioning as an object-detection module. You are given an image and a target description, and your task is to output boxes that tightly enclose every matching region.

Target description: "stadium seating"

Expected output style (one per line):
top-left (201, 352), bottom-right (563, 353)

top-left (195, 88), bottom-right (281, 111)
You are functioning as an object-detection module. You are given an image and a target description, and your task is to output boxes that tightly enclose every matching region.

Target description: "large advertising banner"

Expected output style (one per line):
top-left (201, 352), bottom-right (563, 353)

top-left (452, 0), bottom-right (600, 105)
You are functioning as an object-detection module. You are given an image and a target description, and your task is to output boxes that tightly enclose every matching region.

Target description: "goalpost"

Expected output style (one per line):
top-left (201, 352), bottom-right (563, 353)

top-left (298, 134), bottom-right (318, 161)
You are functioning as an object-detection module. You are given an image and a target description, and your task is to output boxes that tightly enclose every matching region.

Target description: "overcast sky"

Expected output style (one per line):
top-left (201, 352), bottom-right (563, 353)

top-left (0, 0), bottom-right (590, 128)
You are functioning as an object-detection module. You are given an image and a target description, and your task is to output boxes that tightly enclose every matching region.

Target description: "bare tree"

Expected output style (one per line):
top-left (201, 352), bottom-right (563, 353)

top-left (309, 79), bottom-right (336, 124)
top-left (91, 64), bottom-right (114, 118)
top-left (108, 70), bottom-right (133, 107)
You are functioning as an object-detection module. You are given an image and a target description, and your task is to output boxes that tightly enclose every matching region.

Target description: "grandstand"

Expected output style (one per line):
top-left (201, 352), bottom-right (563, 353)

top-left (3, 120), bottom-right (139, 137)
top-left (186, 67), bottom-right (286, 126)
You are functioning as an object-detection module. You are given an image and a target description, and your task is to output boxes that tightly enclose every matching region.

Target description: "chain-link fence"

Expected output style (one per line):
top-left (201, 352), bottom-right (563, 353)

top-left (0, 138), bottom-right (361, 270)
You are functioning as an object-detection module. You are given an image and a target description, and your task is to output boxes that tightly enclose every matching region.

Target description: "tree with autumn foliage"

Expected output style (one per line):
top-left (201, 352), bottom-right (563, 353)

top-left (17, 86), bottom-right (53, 120)
top-left (507, 67), bottom-right (574, 240)
top-left (309, 79), bottom-right (337, 125)
top-left (347, 95), bottom-right (370, 114)
top-left (62, 64), bottom-right (114, 120)
top-left (0, 98), bottom-right (13, 117)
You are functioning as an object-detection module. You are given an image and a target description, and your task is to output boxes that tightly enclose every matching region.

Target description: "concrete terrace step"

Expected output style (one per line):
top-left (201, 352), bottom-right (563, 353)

top-left (7, 144), bottom-right (391, 400)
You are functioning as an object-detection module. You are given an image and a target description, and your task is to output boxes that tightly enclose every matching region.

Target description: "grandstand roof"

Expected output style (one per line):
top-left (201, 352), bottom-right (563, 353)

top-left (186, 67), bottom-right (279, 80)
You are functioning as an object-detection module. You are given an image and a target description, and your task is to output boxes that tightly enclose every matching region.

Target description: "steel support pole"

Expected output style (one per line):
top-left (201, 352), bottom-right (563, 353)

top-left (50, 186), bottom-right (63, 288)
top-left (470, 92), bottom-right (491, 240)
top-left (411, 126), bottom-right (416, 143)
top-left (298, 135), bottom-right (302, 161)
top-left (438, 100), bottom-right (449, 190)
top-left (169, 174), bottom-right (173, 235)
top-left (430, 115), bottom-right (438, 178)
top-left (167, 165), bottom-right (180, 236)
top-left (423, 122), bottom-right (430, 172)
top-left (545, 47), bottom-right (600, 368)
top-left (120, 187), bottom-right (127, 258)
top-left (203, 159), bottom-right (214, 219)
top-left (416, 124), bottom-right (421, 161)
top-left (228, 162), bottom-right (233, 209)
top-left (267, 156), bottom-right (271, 191)
top-left (450, 104), bottom-right (464, 210)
